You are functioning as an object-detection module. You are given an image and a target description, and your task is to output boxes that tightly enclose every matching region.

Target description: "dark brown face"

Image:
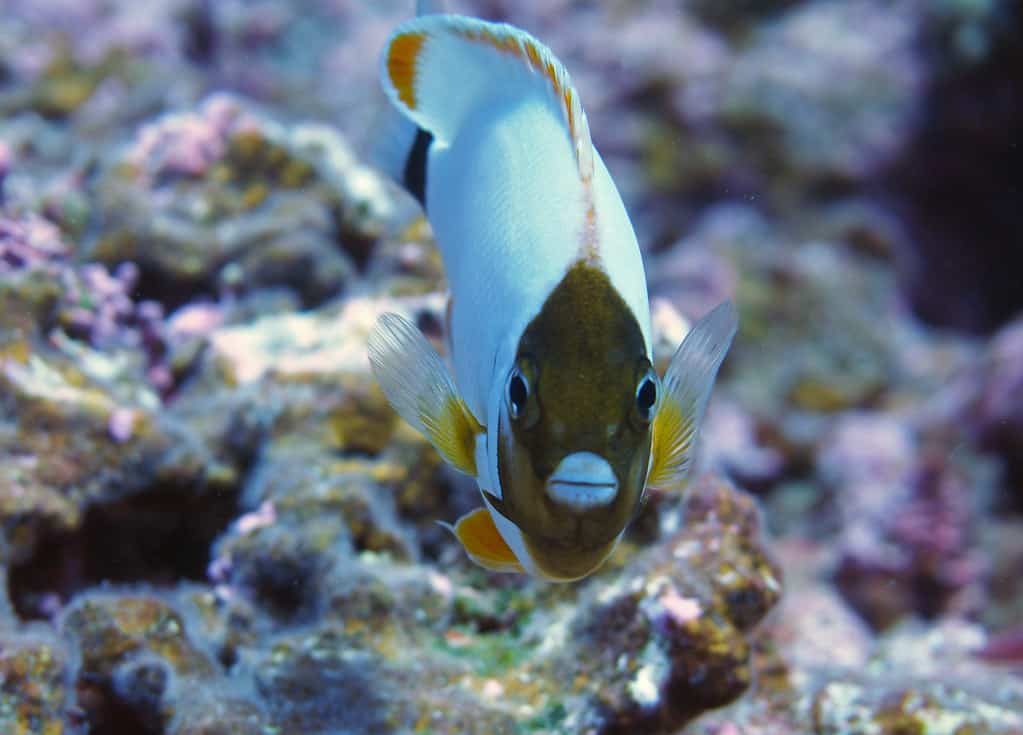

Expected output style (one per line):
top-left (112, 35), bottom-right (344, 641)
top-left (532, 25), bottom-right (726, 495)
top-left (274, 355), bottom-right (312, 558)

top-left (488, 262), bottom-right (657, 580)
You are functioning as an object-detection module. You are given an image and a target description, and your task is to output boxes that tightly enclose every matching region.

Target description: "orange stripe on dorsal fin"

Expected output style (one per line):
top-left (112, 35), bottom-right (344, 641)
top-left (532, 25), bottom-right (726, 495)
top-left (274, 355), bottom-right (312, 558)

top-left (453, 23), bottom-right (594, 181)
top-left (386, 31), bottom-right (428, 110)
top-left (380, 16), bottom-right (594, 182)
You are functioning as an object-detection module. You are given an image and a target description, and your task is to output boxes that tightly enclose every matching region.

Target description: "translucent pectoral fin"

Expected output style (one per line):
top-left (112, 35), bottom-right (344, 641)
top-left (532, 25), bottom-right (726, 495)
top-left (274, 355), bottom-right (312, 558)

top-left (441, 508), bottom-right (524, 574)
top-left (367, 312), bottom-right (483, 476)
top-left (647, 301), bottom-right (738, 491)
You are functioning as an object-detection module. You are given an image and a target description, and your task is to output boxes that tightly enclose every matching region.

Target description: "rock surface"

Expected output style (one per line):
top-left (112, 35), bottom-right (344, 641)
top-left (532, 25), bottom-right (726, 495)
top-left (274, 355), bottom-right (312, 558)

top-left (1, 0), bottom-right (1021, 733)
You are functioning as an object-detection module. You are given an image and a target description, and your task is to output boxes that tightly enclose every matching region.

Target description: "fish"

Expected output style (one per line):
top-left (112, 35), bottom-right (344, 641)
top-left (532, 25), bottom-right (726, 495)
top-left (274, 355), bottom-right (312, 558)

top-left (368, 5), bottom-right (737, 581)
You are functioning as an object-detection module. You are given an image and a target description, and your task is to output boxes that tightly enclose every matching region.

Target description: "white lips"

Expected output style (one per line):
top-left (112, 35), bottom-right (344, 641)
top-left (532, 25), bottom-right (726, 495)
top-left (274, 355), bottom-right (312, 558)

top-left (546, 451), bottom-right (619, 510)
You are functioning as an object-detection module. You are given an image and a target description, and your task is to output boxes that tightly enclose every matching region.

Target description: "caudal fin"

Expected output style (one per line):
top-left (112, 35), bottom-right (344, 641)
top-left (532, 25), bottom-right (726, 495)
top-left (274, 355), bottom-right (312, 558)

top-left (380, 14), bottom-right (593, 180)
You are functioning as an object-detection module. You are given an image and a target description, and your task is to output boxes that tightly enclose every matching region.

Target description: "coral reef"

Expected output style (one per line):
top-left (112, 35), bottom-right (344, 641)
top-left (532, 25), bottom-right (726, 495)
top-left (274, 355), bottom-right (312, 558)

top-left (91, 94), bottom-right (371, 309)
top-left (1, 0), bottom-right (1021, 733)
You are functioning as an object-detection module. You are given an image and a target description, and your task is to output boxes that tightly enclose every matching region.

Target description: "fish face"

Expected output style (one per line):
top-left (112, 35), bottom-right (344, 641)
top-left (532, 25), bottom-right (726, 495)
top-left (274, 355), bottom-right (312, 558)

top-left (487, 262), bottom-right (655, 580)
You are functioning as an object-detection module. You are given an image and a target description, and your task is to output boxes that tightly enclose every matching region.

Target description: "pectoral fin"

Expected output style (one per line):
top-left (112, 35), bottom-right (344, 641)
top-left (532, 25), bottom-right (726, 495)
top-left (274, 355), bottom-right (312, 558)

top-left (647, 301), bottom-right (738, 491)
top-left (441, 508), bottom-right (524, 573)
top-left (368, 312), bottom-right (483, 475)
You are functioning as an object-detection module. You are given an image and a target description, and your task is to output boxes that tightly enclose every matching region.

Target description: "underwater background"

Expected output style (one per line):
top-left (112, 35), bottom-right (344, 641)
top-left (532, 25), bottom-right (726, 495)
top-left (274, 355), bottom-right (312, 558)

top-left (1, 0), bottom-right (1022, 732)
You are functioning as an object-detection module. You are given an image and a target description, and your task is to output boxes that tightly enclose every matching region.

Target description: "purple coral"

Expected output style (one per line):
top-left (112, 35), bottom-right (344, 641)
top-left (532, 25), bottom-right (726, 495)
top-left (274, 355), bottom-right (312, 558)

top-left (0, 213), bottom-right (70, 272)
top-left (825, 415), bottom-right (986, 628)
top-left (957, 318), bottom-right (1023, 499)
top-left (126, 93), bottom-right (261, 185)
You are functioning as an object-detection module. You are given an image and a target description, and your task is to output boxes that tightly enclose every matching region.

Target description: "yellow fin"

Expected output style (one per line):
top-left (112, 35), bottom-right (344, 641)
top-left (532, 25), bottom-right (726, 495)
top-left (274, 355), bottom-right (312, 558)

top-left (444, 508), bottom-right (524, 573)
top-left (647, 302), bottom-right (737, 491)
top-left (421, 394), bottom-right (483, 476)
top-left (367, 313), bottom-right (483, 475)
top-left (647, 397), bottom-right (696, 490)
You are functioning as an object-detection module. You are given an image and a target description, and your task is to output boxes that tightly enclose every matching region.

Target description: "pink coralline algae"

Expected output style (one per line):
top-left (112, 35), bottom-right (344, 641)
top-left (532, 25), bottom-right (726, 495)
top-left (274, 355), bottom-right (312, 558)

top-left (0, 210), bottom-right (171, 389)
top-left (0, 212), bottom-right (70, 272)
top-left (953, 317), bottom-right (1023, 498)
top-left (824, 415), bottom-right (988, 628)
top-left (125, 93), bottom-right (263, 185)
top-left (57, 261), bottom-right (171, 390)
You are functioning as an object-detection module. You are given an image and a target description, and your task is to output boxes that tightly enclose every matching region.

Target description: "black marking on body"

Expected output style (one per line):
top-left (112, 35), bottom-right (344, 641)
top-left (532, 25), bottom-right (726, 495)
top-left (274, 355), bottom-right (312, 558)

top-left (403, 127), bottom-right (433, 208)
top-left (490, 262), bottom-right (653, 579)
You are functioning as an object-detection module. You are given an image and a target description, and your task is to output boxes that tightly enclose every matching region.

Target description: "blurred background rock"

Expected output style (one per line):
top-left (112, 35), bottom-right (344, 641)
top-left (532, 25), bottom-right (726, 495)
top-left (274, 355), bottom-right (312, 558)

top-left (1, 1), bottom-right (1021, 733)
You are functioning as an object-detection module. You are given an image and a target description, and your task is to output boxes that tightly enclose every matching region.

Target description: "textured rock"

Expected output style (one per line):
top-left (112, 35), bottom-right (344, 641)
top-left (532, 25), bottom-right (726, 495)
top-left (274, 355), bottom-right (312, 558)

top-left (0, 630), bottom-right (73, 735)
top-left (0, 339), bottom-right (249, 620)
top-left (92, 95), bottom-right (379, 307)
top-left (518, 474), bottom-right (781, 733)
top-left (948, 317), bottom-right (1023, 498)
top-left (721, 0), bottom-right (923, 183)
top-left (1, 2), bottom-right (1021, 733)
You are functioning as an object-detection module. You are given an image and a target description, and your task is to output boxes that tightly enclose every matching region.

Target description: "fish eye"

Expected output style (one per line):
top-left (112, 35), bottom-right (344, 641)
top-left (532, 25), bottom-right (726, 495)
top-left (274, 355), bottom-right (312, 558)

top-left (636, 367), bottom-right (658, 423)
top-left (507, 367), bottom-right (530, 420)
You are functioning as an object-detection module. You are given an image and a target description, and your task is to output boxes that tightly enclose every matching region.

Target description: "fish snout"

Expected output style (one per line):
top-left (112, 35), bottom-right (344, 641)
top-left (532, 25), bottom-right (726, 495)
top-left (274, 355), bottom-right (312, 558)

top-left (546, 452), bottom-right (618, 511)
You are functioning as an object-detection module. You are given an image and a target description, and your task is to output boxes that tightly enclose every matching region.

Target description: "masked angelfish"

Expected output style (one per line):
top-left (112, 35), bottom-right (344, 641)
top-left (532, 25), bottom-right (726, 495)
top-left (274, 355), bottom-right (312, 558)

top-left (368, 10), bottom-right (737, 581)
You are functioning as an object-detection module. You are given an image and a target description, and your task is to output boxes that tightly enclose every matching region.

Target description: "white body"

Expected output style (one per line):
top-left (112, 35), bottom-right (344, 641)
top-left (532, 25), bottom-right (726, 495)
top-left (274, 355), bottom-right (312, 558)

top-left (427, 98), bottom-right (651, 502)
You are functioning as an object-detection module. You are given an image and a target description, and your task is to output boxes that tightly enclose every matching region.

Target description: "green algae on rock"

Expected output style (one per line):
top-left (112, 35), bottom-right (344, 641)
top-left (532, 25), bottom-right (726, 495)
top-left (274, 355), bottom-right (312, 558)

top-left (0, 630), bottom-right (73, 735)
top-left (54, 590), bottom-right (281, 735)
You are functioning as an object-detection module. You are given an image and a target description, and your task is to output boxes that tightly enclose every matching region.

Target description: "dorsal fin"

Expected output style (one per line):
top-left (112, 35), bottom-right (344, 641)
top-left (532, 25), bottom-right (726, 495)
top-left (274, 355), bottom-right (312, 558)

top-left (381, 15), bottom-right (593, 181)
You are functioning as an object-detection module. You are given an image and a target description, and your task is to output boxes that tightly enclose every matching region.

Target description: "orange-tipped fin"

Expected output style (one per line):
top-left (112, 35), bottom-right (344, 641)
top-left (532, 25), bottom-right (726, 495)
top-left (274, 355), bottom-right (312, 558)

top-left (380, 15), bottom-right (593, 179)
top-left (387, 32), bottom-right (427, 109)
top-left (444, 508), bottom-right (524, 573)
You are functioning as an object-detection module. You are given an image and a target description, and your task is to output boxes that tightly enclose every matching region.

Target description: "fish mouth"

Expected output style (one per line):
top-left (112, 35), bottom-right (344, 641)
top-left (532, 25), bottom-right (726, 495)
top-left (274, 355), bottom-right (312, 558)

top-left (546, 452), bottom-right (618, 510)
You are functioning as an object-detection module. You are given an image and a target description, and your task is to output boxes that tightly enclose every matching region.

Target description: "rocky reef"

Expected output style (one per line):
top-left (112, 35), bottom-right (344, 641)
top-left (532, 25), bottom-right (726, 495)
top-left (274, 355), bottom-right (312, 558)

top-left (2, 0), bottom-right (1022, 733)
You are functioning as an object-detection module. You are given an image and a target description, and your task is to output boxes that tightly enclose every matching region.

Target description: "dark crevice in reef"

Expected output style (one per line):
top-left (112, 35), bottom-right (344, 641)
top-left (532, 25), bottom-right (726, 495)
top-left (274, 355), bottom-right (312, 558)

top-left (8, 481), bottom-right (241, 622)
top-left (77, 677), bottom-right (164, 735)
top-left (131, 264), bottom-right (216, 315)
top-left (240, 544), bottom-right (323, 622)
top-left (332, 203), bottom-right (378, 271)
top-left (882, 3), bottom-right (1023, 334)
top-left (181, 0), bottom-right (218, 66)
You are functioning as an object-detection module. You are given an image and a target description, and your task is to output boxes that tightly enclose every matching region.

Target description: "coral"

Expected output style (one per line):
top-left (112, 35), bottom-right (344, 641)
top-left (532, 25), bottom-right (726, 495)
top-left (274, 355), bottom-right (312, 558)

top-left (677, 205), bottom-right (897, 422)
top-left (92, 94), bottom-right (390, 309)
top-left (59, 592), bottom-right (218, 731)
top-left (1, 2), bottom-right (1021, 732)
top-left (720, 0), bottom-right (923, 183)
top-left (0, 630), bottom-right (73, 735)
top-left (0, 210), bottom-right (173, 390)
top-left (201, 470), bottom-right (780, 733)
top-left (0, 213), bottom-right (70, 338)
top-left (882, 1), bottom-right (1023, 332)
top-left (820, 414), bottom-right (989, 629)
top-left (0, 212), bottom-right (70, 272)
top-left (809, 620), bottom-right (1023, 735)
top-left (948, 317), bottom-right (1023, 498)
top-left (0, 339), bottom-right (250, 619)
top-left (505, 474), bottom-right (783, 733)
